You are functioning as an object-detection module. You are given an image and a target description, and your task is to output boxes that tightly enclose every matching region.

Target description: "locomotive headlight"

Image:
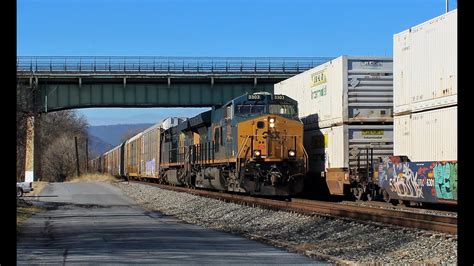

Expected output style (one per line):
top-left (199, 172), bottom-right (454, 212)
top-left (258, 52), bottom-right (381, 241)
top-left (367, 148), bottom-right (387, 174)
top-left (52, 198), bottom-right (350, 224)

top-left (288, 150), bottom-right (296, 157)
top-left (254, 150), bottom-right (261, 157)
top-left (269, 118), bottom-right (276, 128)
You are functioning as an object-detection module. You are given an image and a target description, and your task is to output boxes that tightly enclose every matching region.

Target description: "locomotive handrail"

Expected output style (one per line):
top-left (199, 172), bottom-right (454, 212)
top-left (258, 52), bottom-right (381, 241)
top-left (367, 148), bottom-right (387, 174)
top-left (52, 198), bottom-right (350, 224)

top-left (300, 143), bottom-right (309, 173)
top-left (236, 136), bottom-right (251, 174)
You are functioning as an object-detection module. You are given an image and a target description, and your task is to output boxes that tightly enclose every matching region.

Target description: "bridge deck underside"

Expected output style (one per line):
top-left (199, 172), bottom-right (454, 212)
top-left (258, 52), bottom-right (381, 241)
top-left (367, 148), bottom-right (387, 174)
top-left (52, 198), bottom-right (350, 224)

top-left (41, 82), bottom-right (275, 111)
top-left (17, 76), bottom-right (281, 112)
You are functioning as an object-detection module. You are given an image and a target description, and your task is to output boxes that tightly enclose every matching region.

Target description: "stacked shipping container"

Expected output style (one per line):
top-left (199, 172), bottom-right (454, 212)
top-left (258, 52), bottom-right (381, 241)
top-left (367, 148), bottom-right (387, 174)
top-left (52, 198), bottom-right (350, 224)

top-left (275, 55), bottom-right (394, 195)
top-left (393, 9), bottom-right (457, 162)
top-left (377, 9), bottom-right (458, 204)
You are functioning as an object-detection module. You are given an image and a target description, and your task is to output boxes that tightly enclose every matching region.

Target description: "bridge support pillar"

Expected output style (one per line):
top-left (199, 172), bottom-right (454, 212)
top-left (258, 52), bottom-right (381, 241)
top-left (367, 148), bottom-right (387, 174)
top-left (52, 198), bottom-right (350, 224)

top-left (34, 115), bottom-right (43, 181)
top-left (24, 116), bottom-right (34, 183)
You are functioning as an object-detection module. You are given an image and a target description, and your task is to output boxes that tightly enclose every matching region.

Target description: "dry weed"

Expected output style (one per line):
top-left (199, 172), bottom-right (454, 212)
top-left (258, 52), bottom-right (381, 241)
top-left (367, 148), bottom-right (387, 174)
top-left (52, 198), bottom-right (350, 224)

top-left (68, 173), bottom-right (118, 183)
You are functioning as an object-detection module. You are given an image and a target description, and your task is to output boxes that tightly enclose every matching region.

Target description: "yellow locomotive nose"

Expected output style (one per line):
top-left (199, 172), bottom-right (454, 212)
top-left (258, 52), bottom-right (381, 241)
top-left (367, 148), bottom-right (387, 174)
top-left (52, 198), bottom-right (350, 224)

top-left (237, 115), bottom-right (305, 162)
top-left (253, 116), bottom-right (278, 158)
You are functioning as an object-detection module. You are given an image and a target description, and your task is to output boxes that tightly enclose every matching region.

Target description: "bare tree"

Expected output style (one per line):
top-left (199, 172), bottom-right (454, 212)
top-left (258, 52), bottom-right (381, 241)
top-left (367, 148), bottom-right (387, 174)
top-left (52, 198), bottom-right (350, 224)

top-left (43, 135), bottom-right (78, 182)
top-left (38, 111), bottom-right (89, 181)
top-left (16, 78), bottom-right (90, 182)
top-left (16, 108), bottom-right (90, 182)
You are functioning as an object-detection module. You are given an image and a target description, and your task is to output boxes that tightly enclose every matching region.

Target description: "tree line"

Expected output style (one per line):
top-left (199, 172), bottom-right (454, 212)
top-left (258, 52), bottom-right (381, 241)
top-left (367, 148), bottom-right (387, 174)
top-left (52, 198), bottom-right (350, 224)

top-left (16, 80), bottom-right (144, 182)
top-left (17, 107), bottom-right (89, 182)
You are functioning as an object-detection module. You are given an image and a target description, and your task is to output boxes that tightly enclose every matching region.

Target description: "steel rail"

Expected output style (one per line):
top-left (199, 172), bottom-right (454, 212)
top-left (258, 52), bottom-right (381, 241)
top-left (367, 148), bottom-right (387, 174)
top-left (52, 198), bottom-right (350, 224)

top-left (129, 181), bottom-right (457, 234)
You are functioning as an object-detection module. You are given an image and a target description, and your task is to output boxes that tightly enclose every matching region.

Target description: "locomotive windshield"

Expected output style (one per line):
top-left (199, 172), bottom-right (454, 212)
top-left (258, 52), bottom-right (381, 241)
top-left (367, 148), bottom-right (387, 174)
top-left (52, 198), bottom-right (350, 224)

top-left (232, 93), bottom-right (298, 119)
top-left (234, 103), bottom-right (297, 118)
top-left (269, 104), bottom-right (297, 116)
top-left (235, 104), bottom-right (265, 115)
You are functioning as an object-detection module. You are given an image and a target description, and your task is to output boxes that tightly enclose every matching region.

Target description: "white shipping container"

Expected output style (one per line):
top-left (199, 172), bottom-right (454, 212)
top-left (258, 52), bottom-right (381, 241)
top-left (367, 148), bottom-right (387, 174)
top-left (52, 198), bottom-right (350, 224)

top-left (394, 106), bottom-right (457, 162)
top-left (393, 9), bottom-right (457, 114)
top-left (275, 56), bottom-right (393, 129)
top-left (304, 124), bottom-right (393, 173)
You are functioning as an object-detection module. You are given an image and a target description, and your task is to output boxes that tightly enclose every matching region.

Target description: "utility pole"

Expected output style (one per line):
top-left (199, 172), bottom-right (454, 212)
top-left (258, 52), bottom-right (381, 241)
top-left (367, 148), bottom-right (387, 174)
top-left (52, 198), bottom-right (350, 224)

top-left (85, 137), bottom-right (89, 173)
top-left (446, 0), bottom-right (449, 13)
top-left (75, 136), bottom-right (80, 177)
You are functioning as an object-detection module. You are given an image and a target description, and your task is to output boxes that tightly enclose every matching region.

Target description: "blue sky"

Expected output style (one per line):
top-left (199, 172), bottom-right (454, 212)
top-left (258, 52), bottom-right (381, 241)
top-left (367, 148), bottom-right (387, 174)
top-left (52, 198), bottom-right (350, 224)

top-left (17, 0), bottom-right (457, 126)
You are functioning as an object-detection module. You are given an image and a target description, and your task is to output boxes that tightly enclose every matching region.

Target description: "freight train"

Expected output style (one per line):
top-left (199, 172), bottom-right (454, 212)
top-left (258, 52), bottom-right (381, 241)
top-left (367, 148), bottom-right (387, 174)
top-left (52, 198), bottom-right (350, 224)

top-left (91, 91), bottom-right (457, 206)
top-left (93, 9), bottom-right (458, 205)
top-left (91, 92), bottom-right (308, 196)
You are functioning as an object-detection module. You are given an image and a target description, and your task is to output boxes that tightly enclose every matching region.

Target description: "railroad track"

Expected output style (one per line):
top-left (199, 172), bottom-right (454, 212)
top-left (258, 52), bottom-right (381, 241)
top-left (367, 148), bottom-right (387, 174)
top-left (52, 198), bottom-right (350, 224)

top-left (129, 181), bottom-right (457, 234)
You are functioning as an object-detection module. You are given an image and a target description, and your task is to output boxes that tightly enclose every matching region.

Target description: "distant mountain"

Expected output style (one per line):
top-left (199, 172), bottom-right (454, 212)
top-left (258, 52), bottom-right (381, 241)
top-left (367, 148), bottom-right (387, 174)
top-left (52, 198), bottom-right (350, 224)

top-left (88, 134), bottom-right (114, 158)
top-left (87, 123), bottom-right (154, 148)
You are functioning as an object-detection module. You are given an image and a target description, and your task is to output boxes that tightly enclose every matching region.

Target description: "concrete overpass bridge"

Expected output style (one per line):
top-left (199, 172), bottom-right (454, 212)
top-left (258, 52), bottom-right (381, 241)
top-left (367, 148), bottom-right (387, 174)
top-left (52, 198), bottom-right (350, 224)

top-left (17, 56), bottom-right (333, 113)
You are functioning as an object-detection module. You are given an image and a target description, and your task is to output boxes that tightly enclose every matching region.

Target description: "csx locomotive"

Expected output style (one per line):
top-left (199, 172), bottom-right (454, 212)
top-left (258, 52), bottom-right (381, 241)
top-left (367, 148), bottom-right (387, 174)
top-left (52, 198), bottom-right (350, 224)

top-left (91, 92), bottom-right (308, 196)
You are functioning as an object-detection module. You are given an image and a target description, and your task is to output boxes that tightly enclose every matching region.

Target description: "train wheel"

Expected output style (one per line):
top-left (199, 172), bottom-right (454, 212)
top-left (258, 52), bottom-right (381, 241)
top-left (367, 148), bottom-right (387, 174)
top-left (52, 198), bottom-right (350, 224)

top-left (382, 189), bottom-right (391, 203)
top-left (353, 187), bottom-right (364, 201)
top-left (366, 192), bottom-right (373, 201)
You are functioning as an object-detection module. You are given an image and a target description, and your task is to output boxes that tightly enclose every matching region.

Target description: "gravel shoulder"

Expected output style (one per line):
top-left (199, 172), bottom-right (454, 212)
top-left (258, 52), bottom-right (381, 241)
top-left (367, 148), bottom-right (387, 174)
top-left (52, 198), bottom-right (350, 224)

top-left (114, 181), bottom-right (457, 264)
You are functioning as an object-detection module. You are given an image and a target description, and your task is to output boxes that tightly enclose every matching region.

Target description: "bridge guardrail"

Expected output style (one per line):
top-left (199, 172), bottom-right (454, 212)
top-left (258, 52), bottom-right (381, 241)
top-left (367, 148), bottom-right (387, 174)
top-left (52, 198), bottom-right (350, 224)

top-left (17, 56), bottom-right (334, 74)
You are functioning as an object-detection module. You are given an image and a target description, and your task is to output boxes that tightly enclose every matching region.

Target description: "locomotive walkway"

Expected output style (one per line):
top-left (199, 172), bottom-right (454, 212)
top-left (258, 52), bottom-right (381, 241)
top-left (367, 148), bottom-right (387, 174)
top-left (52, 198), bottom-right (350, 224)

top-left (17, 182), bottom-right (321, 264)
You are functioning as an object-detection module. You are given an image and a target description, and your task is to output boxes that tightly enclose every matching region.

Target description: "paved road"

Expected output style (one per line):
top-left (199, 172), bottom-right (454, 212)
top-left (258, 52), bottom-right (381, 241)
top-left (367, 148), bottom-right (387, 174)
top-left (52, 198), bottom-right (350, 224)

top-left (17, 182), bottom-right (322, 264)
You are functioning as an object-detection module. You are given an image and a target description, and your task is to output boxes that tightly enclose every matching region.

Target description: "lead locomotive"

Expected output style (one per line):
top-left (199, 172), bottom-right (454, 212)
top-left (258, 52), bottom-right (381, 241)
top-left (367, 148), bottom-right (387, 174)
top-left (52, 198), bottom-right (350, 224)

top-left (161, 92), bottom-right (307, 196)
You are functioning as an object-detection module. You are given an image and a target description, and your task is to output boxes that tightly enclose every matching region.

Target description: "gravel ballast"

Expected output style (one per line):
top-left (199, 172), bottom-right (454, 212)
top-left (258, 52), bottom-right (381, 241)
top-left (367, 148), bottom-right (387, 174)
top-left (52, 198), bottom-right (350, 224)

top-left (115, 181), bottom-right (457, 264)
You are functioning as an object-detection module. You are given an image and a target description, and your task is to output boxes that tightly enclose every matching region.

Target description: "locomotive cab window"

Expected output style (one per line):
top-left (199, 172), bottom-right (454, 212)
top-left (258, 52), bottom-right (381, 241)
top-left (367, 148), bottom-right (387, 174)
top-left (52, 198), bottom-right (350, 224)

top-left (224, 104), bottom-right (233, 120)
top-left (269, 104), bottom-right (297, 117)
top-left (235, 104), bottom-right (265, 116)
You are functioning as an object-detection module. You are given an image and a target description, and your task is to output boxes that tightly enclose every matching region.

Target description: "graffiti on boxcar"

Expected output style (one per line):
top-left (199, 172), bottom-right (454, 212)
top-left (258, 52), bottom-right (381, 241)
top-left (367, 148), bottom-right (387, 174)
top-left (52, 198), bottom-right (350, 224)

top-left (378, 157), bottom-right (458, 203)
top-left (388, 162), bottom-right (423, 199)
top-left (433, 162), bottom-right (457, 200)
top-left (146, 159), bottom-right (156, 176)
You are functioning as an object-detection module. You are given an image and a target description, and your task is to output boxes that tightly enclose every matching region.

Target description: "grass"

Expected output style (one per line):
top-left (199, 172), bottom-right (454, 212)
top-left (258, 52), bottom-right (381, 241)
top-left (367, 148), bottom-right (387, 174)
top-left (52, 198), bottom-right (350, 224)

top-left (17, 181), bottom-right (49, 233)
top-left (17, 180), bottom-right (50, 233)
top-left (30, 181), bottom-right (49, 196)
top-left (17, 200), bottom-right (41, 233)
top-left (67, 173), bottom-right (118, 183)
